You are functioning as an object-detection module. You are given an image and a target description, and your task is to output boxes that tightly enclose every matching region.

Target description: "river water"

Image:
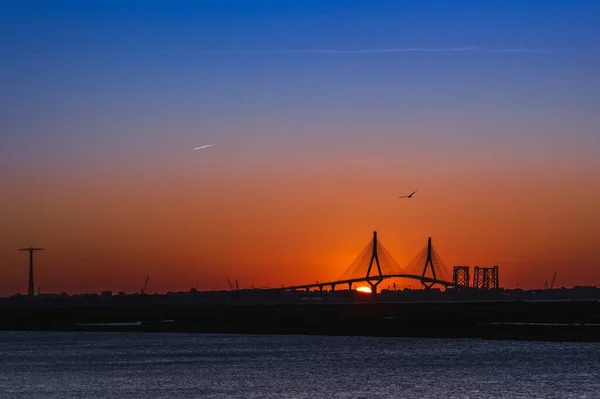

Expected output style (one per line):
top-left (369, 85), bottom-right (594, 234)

top-left (1, 331), bottom-right (599, 398)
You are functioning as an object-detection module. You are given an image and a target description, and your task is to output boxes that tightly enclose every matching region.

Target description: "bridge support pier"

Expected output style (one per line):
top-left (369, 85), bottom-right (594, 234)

top-left (422, 282), bottom-right (434, 290)
top-left (368, 280), bottom-right (382, 297)
top-left (331, 284), bottom-right (336, 291)
top-left (348, 282), bottom-right (352, 290)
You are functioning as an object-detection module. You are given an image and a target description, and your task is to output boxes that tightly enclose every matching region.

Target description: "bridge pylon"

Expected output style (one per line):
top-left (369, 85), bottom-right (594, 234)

top-left (338, 230), bottom-right (402, 295)
top-left (421, 237), bottom-right (436, 289)
top-left (365, 231), bottom-right (384, 294)
top-left (404, 236), bottom-right (449, 289)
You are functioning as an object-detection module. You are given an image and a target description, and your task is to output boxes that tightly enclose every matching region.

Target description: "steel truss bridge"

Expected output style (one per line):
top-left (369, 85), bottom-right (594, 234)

top-left (277, 231), bottom-right (469, 294)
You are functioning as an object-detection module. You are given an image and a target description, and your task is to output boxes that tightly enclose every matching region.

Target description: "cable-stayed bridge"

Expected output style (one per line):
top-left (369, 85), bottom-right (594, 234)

top-left (278, 231), bottom-right (464, 293)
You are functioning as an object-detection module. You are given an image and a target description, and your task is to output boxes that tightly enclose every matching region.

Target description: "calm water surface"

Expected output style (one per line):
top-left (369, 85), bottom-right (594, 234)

top-left (1, 331), bottom-right (599, 398)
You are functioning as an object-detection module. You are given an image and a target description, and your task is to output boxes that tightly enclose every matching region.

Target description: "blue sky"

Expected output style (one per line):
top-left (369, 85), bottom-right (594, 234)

top-left (1, 0), bottom-right (598, 194)
top-left (2, 1), bottom-right (599, 174)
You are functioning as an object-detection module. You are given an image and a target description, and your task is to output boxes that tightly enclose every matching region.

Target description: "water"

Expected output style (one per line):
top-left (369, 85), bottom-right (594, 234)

top-left (1, 332), bottom-right (599, 398)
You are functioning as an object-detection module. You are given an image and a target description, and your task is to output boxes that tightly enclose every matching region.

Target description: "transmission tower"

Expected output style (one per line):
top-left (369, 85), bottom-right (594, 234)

top-left (452, 266), bottom-right (470, 287)
top-left (472, 266), bottom-right (499, 289)
top-left (18, 247), bottom-right (44, 297)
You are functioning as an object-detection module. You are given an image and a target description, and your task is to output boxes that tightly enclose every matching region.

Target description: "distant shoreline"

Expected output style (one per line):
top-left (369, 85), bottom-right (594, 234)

top-left (2, 299), bottom-right (600, 342)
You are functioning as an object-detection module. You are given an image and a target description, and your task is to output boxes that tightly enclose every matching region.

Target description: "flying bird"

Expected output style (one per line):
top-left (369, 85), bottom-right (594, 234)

top-left (193, 144), bottom-right (213, 151)
top-left (399, 189), bottom-right (418, 199)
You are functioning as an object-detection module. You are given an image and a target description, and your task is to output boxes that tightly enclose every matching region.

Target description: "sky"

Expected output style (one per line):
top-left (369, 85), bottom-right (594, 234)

top-left (1, 0), bottom-right (600, 295)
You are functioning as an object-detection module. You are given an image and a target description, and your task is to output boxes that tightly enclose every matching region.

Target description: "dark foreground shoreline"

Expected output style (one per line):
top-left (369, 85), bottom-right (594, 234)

top-left (2, 299), bottom-right (600, 341)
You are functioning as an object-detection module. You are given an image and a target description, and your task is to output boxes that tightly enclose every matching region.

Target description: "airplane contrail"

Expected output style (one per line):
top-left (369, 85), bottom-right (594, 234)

top-left (163, 46), bottom-right (555, 55)
top-left (193, 144), bottom-right (213, 151)
top-left (23, 47), bottom-right (558, 59)
top-left (224, 47), bottom-right (479, 54)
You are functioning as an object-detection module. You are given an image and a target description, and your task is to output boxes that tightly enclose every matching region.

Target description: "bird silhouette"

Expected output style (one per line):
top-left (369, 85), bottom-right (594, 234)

top-left (399, 189), bottom-right (418, 199)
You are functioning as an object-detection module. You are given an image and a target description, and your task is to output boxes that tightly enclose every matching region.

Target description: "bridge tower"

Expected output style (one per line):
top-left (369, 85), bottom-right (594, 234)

top-left (337, 230), bottom-right (403, 295)
top-left (365, 231), bottom-right (384, 294)
top-left (421, 237), bottom-right (437, 289)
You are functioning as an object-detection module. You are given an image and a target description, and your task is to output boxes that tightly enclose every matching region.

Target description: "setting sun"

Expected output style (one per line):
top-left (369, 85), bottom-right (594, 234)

top-left (355, 286), bottom-right (372, 294)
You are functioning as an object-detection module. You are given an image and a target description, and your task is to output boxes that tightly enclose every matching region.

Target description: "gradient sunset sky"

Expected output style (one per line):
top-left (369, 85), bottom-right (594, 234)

top-left (1, 1), bottom-right (599, 295)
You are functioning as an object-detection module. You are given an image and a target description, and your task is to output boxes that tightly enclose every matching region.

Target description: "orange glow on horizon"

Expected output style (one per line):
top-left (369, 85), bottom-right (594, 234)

top-left (356, 286), bottom-right (372, 294)
top-left (1, 148), bottom-right (599, 296)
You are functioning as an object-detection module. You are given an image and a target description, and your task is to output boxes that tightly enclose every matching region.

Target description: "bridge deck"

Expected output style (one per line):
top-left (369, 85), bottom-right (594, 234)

top-left (277, 274), bottom-right (468, 291)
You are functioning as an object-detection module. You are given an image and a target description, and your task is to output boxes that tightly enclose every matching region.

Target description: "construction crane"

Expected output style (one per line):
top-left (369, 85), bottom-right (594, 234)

top-left (549, 272), bottom-right (557, 289)
top-left (543, 272), bottom-right (557, 289)
top-left (226, 278), bottom-right (241, 290)
top-left (141, 276), bottom-right (150, 295)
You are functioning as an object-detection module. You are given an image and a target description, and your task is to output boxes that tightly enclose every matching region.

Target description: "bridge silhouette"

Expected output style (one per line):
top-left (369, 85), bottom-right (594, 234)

top-left (278, 231), bottom-right (465, 293)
